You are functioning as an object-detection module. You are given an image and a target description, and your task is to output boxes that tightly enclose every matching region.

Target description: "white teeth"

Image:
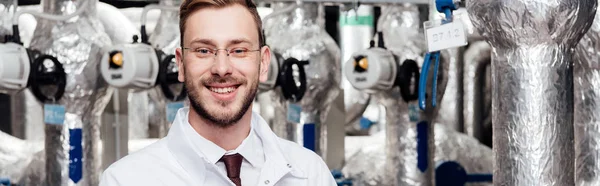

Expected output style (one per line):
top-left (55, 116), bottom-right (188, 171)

top-left (210, 87), bottom-right (236, 94)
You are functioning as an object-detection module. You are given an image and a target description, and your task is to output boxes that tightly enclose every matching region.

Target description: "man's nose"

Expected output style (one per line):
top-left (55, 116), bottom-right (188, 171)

top-left (211, 51), bottom-right (233, 76)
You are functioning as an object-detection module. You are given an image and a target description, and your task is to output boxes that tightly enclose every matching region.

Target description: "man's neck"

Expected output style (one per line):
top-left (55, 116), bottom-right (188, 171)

top-left (187, 107), bottom-right (253, 151)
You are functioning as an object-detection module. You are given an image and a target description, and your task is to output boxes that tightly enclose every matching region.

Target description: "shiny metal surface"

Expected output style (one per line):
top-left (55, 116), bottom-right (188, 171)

top-left (96, 2), bottom-right (139, 44)
top-left (268, 2), bottom-right (341, 159)
top-left (342, 120), bottom-right (493, 186)
top-left (436, 47), bottom-right (462, 132)
top-left (146, 0), bottom-right (182, 138)
top-left (462, 41), bottom-right (491, 141)
top-left (370, 4), bottom-right (451, 185)
top-left (30, 0), bottom-right (112, 185)
top-left (0, 0), bottom-right (16, 40)
top-left (0, 131), bottom-right (44, 183)
top-left (378, 4), bottom-right (423, 62)
top-left (468, 0), bottom-right (596, 185)
top-left (574, 5), bottom-right (600, 185)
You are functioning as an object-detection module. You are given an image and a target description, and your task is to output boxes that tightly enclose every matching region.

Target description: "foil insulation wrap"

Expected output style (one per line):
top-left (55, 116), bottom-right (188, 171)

top-left (267, 3), bottom-right (341, 158)
top-left (462, 41), bottom-right (491, 141)
top-left (0, 131), bottom-right (44, 183)
top-left (342, 119), bottom-right (493, 186)
top-left (270, 91), bottom-right (298, 141)
top-left (29, 0), bottom-right (113, 185)
top-left (436, 47), bottom-right (462, 132)
top-left (96, 2), bottom-right (139, 44)
top-left (377, 4), bottom-right (450, 184)
top-left (468, 0), bottom-right (597, 185)
top-left (0, 0), bottom-right (15, 41)
top-left (377, 4), bottom-right (423, 62)
top-left (574, 8), bottom-right (600, 186)
top-left (146, 0), bottom-right (183, 137)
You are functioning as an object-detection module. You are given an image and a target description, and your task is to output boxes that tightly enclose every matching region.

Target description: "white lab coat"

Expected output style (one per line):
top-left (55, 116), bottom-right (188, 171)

top-left (100, 107), bottom-right (337, 186)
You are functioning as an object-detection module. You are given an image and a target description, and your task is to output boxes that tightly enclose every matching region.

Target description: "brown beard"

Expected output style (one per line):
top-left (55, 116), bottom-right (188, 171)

top-left (185, 74), bottom-right (258, 128)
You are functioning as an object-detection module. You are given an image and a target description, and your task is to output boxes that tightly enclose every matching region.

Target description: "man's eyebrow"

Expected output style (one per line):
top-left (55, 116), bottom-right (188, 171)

top-left (228, 38), bottom-right (252, 46)
top-left (189, 39), bottom-right (216, 47)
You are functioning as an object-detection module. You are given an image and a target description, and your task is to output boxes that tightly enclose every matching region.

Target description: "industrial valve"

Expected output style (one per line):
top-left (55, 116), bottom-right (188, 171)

top-left (0, 11), bottom-right (69, 103)
top-left (259, 51), bottom-right (310, 103)
top-left (344, 32), bottom-right (420, 102)
top-left (100, 4), bottom-right (185, 101)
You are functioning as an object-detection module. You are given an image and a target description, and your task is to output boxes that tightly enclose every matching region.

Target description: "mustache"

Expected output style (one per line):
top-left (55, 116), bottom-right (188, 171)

top-left (201, 76), bottom-right (246, 85)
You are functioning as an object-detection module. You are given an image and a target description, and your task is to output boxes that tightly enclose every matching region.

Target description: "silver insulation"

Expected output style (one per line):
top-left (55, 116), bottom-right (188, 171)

top-left (148, 0), bottom-right (183, 138)
top-left (342, 121), bottom-right (493, 186)
top-left (468, 0), bottom-right (596, 185)
top-left (428, 9), bottom-right (465, 132)
top-left (574, 5), bottom-right (600, 185)
top-left (462, 41), bottom-right (491, 141)
top-left (0, 131), bottom-right (44, 183)
top-left (145, 0), bottom-right (182, 138)
top-left (0, 0), bottom-right (15, 40)
top-left (374, 4), bottom-right (451, 185)
top-left (29, 0), bottom-right (113, 185)
top-left (267, 2), bottom-right (341, 159)
top-left (96, 2), bottom-right (139, 44)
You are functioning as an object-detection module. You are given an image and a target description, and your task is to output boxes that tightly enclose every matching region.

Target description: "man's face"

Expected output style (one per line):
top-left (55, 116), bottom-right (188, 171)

top-left (175, 4), bottom-right (270, 127)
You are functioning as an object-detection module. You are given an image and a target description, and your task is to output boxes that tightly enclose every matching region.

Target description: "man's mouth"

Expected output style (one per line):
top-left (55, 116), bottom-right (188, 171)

top-left (206, 85), bottom-right (241, 94)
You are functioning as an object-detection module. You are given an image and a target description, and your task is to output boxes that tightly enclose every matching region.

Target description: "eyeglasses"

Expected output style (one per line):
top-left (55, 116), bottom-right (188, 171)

top-left (182, 47), bottom-right (261, 59)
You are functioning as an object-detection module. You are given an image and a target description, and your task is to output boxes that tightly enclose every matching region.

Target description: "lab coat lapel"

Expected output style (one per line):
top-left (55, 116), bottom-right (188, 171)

top-left (252, 112), bottom-right (307, 183)
top-left (166, 109), bottom-right (207, 185)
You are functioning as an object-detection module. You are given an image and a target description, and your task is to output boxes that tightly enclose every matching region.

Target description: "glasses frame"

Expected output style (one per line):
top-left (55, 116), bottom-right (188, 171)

top-left (182, 47), bottom-right (261, 58)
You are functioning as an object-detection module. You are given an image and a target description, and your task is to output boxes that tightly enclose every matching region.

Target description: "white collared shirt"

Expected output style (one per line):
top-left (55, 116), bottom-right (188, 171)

top-left (99, 107), bottom-right (336, 186)
top-left (190, 120), bottom-right (265, 186)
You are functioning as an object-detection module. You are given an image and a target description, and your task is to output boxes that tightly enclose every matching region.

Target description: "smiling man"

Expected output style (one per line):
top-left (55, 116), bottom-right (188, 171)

top-left (99, 0), bottom-right (336, 185)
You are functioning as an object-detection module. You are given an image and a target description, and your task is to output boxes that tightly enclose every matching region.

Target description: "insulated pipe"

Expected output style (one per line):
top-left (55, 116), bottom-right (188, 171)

top-left (468, 0), bottom-right (596, 185)
top-left (574, 5), bottom-right (600, 185)
top-left (29, 0), bottom-right (112, 185)
top-left (462, 41), bottom-right (491, 141)
top-left (267, 2), bottom-right (341, 160)
top-left (377, 4), bottom-right (449, 185)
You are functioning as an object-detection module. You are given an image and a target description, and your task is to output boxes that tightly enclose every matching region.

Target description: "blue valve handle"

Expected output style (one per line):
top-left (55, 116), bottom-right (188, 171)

top-left (417, 6), bottom-right (454, 111)
top-left (416, 121), bottom-right (429, 172)
top-left (436, 161), bottom-right (493, 185)
top-left (0, 178), bottom-right (10, 186)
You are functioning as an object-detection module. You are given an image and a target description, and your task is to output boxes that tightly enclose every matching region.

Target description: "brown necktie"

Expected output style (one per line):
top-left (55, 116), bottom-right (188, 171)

top-left (219, 153), bottom-right (243, 186)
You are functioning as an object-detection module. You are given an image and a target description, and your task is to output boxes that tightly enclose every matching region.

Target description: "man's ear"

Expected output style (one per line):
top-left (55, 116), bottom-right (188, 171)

top-left (259, 46), bottom-right (271, 82)
top-left (175, 48), bottom-right (185, 82)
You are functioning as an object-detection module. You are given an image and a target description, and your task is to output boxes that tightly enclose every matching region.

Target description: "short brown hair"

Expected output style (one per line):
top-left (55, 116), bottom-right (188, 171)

top-left (179, 0), bottom-right (265, 47)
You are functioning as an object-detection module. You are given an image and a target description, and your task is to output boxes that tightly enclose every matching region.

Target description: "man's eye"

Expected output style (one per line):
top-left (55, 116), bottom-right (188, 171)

top-left (232, 48), bottom-right (247, 54)
top-left (196, 48), bottom-right (211, 54)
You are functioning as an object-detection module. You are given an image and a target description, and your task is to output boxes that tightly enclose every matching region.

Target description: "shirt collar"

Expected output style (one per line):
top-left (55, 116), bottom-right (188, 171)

top-left (181, 109), bottom-right (264, 167)
top-left (236, 123), bottom-right (264, 167)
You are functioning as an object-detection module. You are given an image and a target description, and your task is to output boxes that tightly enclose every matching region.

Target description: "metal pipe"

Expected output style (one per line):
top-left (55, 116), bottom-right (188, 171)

top-left (462, 41), bottom-right (491, 141)
top-left (30, 0), bottom-right (112, 185)
top-left (574, 5), bottom-right (600, 185)
top-left (377, 4), bottom-right (449, 185)
top-left (468, 0), bottom-right (596, 185)
top-left (267, 2), bottom-right (341, 160)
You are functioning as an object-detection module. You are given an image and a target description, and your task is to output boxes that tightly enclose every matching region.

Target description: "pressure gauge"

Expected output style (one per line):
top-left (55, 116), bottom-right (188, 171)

top-left (344, 47), bottom-right (397, 93)
top-left (0, 42), bottom-right (31, 91)
top-left (100, 43), bottom-right (160, 89)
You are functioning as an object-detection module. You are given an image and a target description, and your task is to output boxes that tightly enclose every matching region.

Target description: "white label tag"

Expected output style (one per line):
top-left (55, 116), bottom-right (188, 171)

top-left (424, 21), bottom-right (468, 52)
top-left (44, 104), bottom-right (66, 125)
top-left (286, 103), bottom-right (302, 123)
